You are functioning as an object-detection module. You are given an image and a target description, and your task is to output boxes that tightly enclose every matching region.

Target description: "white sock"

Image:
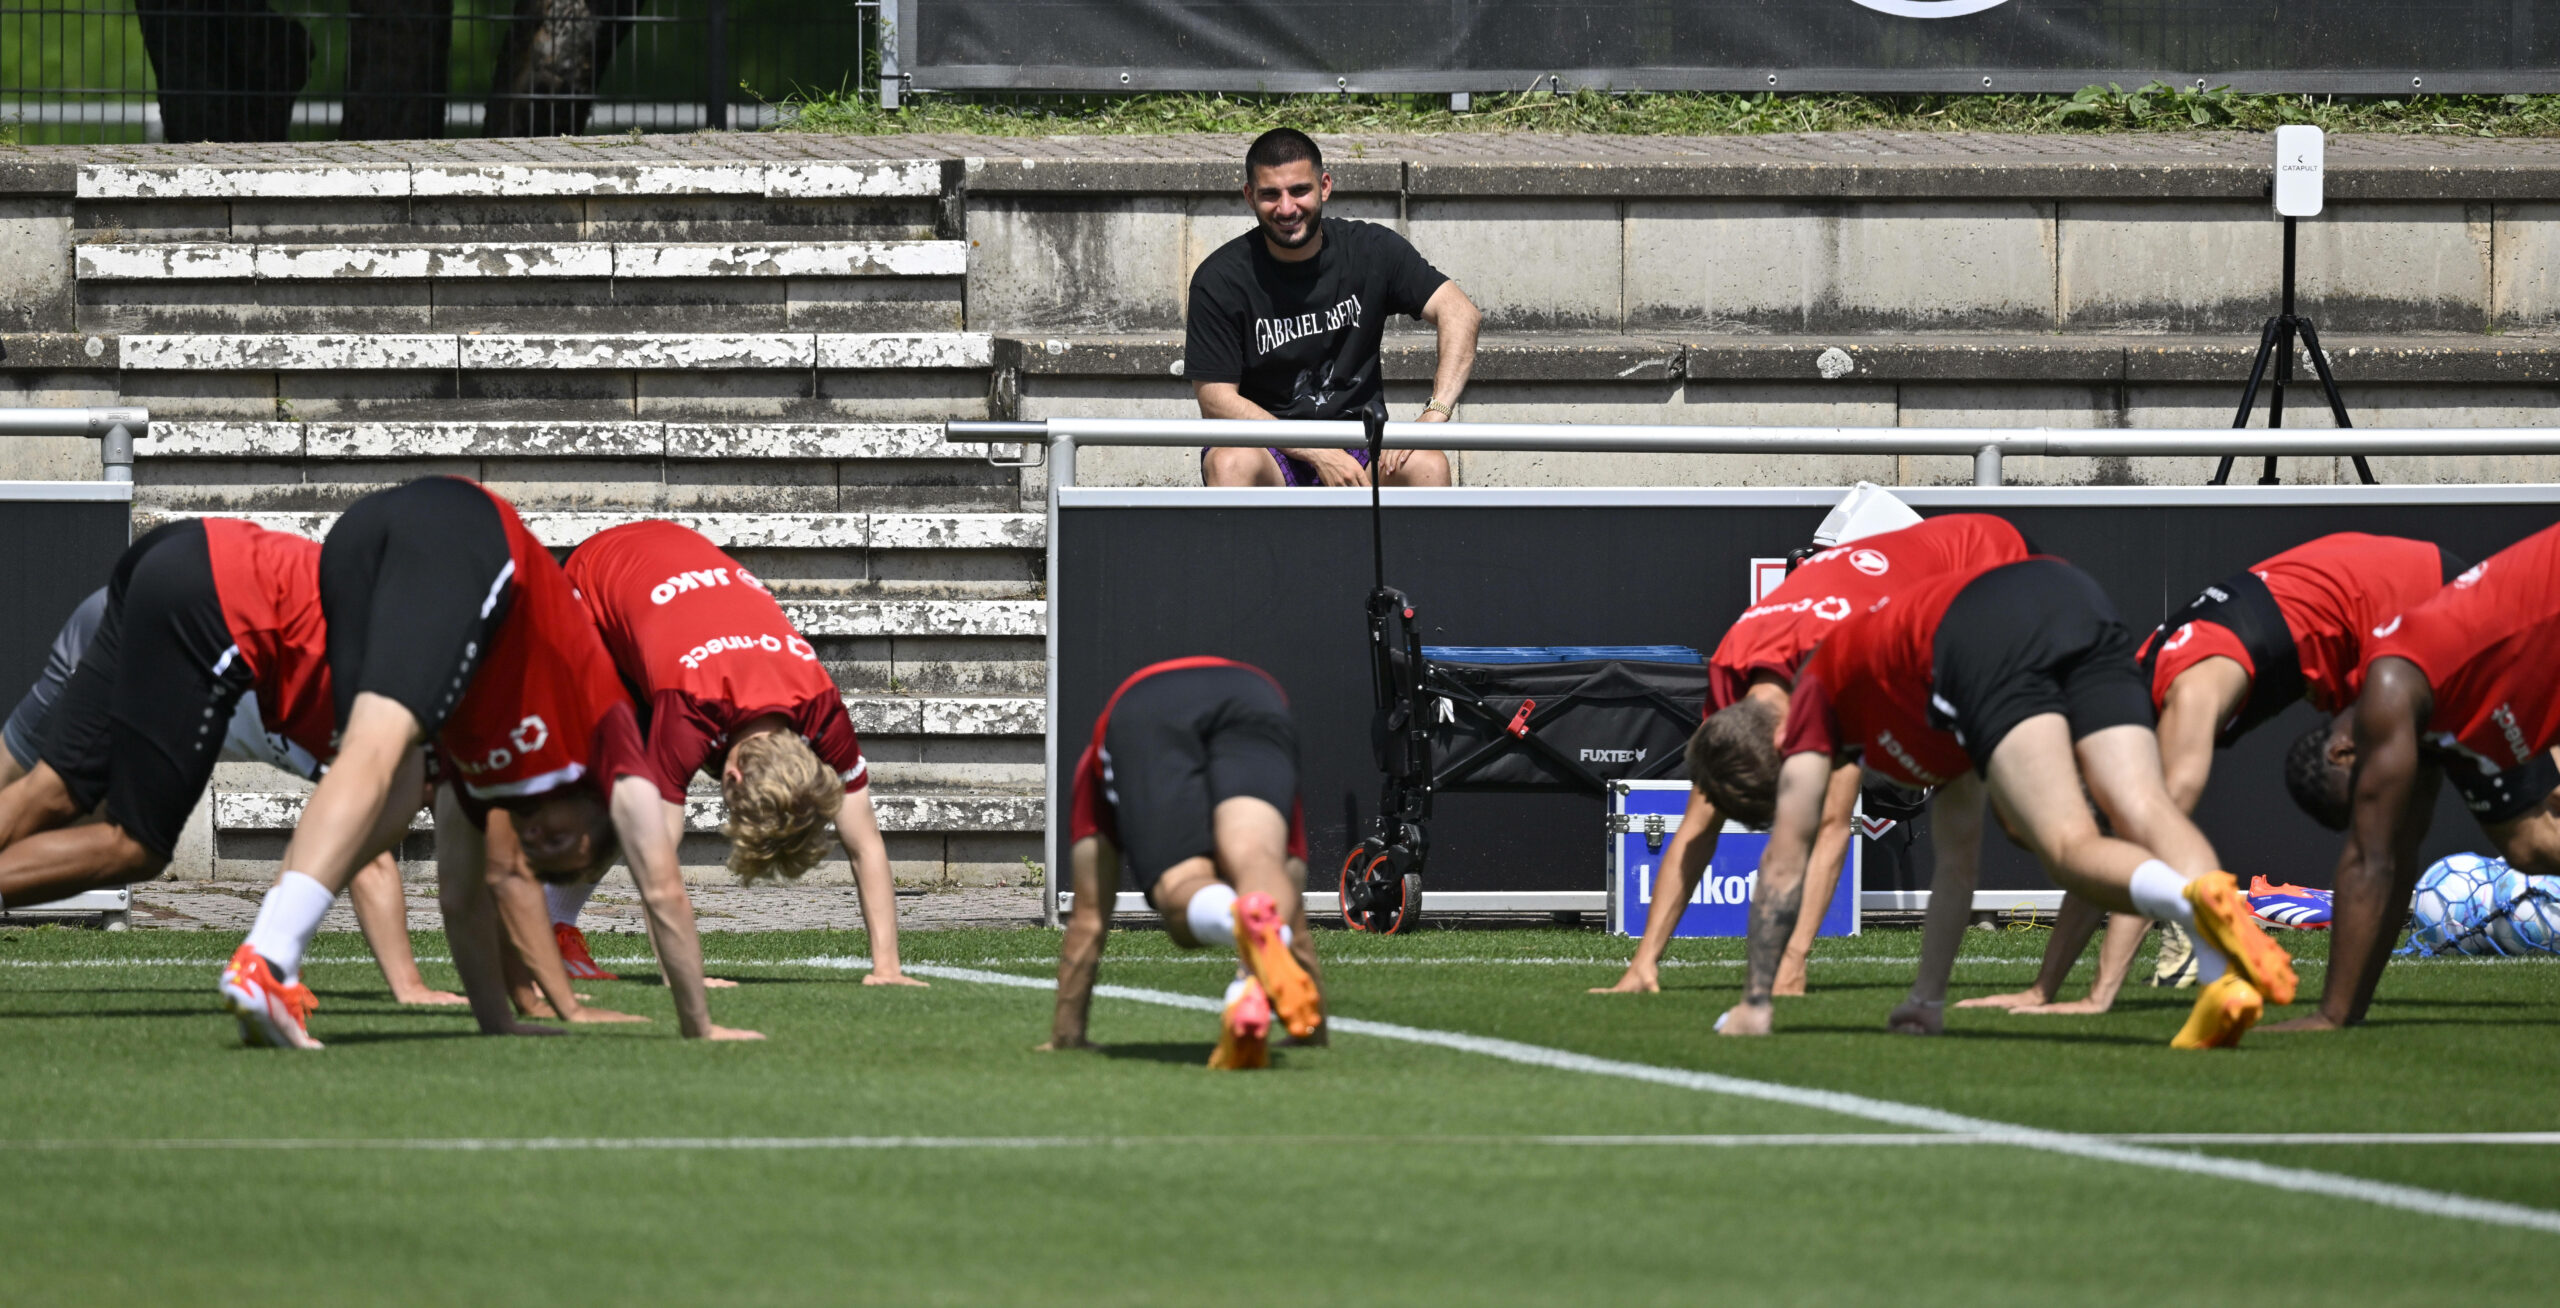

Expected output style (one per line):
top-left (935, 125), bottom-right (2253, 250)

top-left (1185, 883), bottom-right (1239, 947)
top-left (244, 871), bottom-right (336, 984)
top-left (546, 879), bottom-right (596, 928)
top-left (2126, 860), bottom-right (2195, 928)
top-left (1223, 976), bottom-right (1254, 1007)
top-left (1279, 925), bottom-right (1294, 948)
top-left (2127, 860), bottom-right (2228, 984)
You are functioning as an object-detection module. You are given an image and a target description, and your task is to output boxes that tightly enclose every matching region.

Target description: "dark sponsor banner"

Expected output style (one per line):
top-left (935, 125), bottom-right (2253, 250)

top-left (904, 0), bottom-right (2560, 95)
top-left (1054, 490), bottom-right (2555, 896)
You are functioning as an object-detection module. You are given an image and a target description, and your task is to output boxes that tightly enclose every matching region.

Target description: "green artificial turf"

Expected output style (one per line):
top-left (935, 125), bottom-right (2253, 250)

top-left (1, 922), bottom-right (2556, 1303)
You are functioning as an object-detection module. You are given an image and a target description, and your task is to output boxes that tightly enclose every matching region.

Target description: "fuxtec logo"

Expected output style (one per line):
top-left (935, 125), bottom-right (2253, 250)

top-left (1581, 748), bottom-right (1649, 764)
top-left (1848, 548), bottom-right (1889, 577)
top-left (1846, 0), bottom-right (2012, 15)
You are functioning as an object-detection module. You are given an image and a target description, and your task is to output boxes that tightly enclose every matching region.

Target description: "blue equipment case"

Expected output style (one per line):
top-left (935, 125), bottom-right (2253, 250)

top-left (1607, 779), bottom-right (1859, 938)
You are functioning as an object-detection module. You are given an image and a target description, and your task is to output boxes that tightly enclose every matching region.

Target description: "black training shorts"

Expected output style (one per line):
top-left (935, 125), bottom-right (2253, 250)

top-left (1100, 664), bottom-right (1299, 898)
top-left (1927, 558), bottom-right (2155, 774)
top-left (40, 521), bottom-right (252, 859)
top-left (318, 477), bottom-right (516, 737)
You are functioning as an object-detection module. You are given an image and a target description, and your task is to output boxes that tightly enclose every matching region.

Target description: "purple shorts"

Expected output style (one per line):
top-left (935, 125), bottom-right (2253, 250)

top-left (1202, 446), bottom-right (1371, 487)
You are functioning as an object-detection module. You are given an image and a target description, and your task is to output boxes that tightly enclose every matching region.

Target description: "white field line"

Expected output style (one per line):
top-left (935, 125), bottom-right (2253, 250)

top-left (9, 953), bottom-right (2560, 1230)
top-left (904, 961), bottom-right (2560, 1236)
top-left (11, 1132), bottom-right (2560, 1153)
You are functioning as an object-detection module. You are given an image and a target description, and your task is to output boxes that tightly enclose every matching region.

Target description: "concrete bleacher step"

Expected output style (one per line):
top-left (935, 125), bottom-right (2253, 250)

top-left (116, 331), bottom-right (993, 371)
top-left (130, 506), bottom-right (1041, 553)
top-left (78, 240), bottom-right (966, 281)
top-left (207, 781), bottom-right (1043, 888)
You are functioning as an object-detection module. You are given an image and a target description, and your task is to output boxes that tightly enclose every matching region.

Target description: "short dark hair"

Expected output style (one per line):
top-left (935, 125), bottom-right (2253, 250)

top-left (2285, 720), bottom-right (2353, 831)
top-left (1690, 698), bottom-right (1784, 830)
top-left (1245, 128), bottom-right (1323, 182)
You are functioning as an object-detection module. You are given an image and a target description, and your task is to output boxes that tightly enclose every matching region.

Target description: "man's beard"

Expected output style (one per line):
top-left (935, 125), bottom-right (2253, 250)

top-left (1262, 202), bottom-right (1323, 249)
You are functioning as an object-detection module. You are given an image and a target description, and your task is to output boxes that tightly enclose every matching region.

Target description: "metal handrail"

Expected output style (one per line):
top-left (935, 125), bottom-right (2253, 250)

top-left (947, 418), bottom-right (2560, 487)
top-left (0, 408), bottom-right (146, 483)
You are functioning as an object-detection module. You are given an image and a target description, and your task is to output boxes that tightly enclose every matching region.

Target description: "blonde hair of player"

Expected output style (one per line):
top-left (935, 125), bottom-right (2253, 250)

top-left (722, 731), bottom-right (841, 884)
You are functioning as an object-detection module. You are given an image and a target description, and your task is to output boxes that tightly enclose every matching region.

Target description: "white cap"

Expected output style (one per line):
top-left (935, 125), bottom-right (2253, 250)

top-left (1812, 482), bottom-right (1924, 547)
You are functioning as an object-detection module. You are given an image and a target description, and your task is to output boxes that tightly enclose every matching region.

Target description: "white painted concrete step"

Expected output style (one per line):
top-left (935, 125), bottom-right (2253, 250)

top-left (140, 420), bottom-right (987, 461)
top-left (847, 695), bottom-right (1043, 736)
top-left (131, 508), bottom-right (1045, 551)
top-left (117, 333), bottom-right (990, 371)
top-left (78, 160), bottom-right (946, 201)
top-left (79, 241), bottom-right (967, 281)
top-left (212, 787), bottom-right (1042, 835)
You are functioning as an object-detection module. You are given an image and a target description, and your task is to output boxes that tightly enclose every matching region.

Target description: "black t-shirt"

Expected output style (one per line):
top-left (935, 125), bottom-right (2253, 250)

top-left (1183, 217), bottom-right (1449, 421)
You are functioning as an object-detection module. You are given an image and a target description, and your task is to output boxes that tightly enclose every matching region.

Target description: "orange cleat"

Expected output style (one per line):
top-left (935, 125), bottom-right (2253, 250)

top-left (553, 922), bottom-right (618, 981)
top-left (2184, 872), bottom-right (2299, 1005)
top-left (218, 943), bottom-right (321, 1050)
top-left (1233, 892), bottom-right (1321, 1039)
top-left (2170, 973), bottom-right (2265, 1050)
top-left (1208, 977), bottom-right (1272, 1070)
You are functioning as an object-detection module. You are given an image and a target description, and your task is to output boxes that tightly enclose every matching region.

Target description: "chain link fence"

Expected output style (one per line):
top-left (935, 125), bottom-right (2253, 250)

top-left (4, 0), bottom-right (876, 142)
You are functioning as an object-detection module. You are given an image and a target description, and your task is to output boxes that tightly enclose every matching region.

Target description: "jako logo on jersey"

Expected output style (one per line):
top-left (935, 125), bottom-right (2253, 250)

top-left (2455, 561), bottom-right (2488, 589)
top-left (1874, 729), bottom-right (1946, 786)
top-left (1813, 596), bottom-right (1852, 620)
top-left (2162, 625), bottom-right (2197, 652)
top-left (1580, 748), bottom-right (1649, 763)
top-left (510, 715), bottom-right (549, 753)
top-left (1849, 549), bottom-right (1889, 577)
top-left (2371, 614), bottom-right (2404, 639)
top-left (678, 632), bottom-right (816, 669)
top-left (651, 568), bottom-right (741, 605)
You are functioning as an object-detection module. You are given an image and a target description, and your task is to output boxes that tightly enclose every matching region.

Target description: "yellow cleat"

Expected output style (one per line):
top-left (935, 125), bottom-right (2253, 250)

top-left (2184, 872), bottom-right (2299, 1006)
top-left (1208, 977), bottom-right (1271, 1071)
top-left (1233, 892), bottom-right (1323, 1039)
top-left (2171, 973), bottom-right (2265, 1050)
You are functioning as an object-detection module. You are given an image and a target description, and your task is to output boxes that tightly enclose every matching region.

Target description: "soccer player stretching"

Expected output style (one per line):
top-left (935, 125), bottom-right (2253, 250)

top-left (1966, 532), bottom-right (2461, 1014)
top-left (2271, 522), bottom-right (2560, 1032)
top-left (1045, 658), bottom-right (1322, 1068)
top-left (218, 477), bottom-right (750, 1046)
top-left (1596, 512), bottom-right (2029, 996)
top-left (1694, 557), bottom-right (2297, 1048)
top-left (550, 520), bottom-right (919, 987)
top-left (0, 526), bottom-right (456, 1005)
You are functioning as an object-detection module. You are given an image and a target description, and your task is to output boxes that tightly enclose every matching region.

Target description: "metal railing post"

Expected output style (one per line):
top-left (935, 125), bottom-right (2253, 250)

top-left (1040, 433), bottom-right (1072, 928)
top-left (1974, 444), bottom-right (2003, 487)
top-left (704, 0), bottom-right (731, 130)
top-left (0, 407), bottom-right (147, 482)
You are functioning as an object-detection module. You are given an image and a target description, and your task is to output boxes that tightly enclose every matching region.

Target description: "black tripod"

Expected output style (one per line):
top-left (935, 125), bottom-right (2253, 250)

top-left (2212, 216), bottom-right (2376, 486)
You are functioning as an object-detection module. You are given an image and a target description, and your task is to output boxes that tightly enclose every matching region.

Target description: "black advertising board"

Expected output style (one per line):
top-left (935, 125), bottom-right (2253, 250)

top-left (903, 0), bottom-right (2560, 95)
top-left (1052, 486), bottom-right (2559, 898)
top-left (0, 485), bottom-right (130, 713)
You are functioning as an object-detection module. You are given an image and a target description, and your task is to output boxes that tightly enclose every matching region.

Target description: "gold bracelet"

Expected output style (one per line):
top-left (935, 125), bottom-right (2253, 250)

top-left (1422, 399), bottom-right (1455, 419)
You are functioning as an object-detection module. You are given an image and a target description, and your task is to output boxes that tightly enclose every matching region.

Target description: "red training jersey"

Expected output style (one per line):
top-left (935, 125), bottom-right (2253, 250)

top-left (2364, 523), bottom-right (2560, 779)
top-left (1068, 657), bottom-right (1308, 859)
top-left (1708, 514), bottom-right (2030, 712)
top-left (438, 486), bottom-right (646, 816)
top-left (2140, 533), bottom-right (2446, 714)
top-left (1778, 560), bottom-right (2019, 790)
top-left (201, 517), bottom-right (337, 760)
top-left (565, 520), bottom-right (866, 805)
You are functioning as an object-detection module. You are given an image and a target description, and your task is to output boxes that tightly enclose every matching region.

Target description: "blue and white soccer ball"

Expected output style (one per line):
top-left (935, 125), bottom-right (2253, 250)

top-left (2484, 880), bottom-right (2560, 956)
top-left (2409, 853), bottom-right (2505, 956)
